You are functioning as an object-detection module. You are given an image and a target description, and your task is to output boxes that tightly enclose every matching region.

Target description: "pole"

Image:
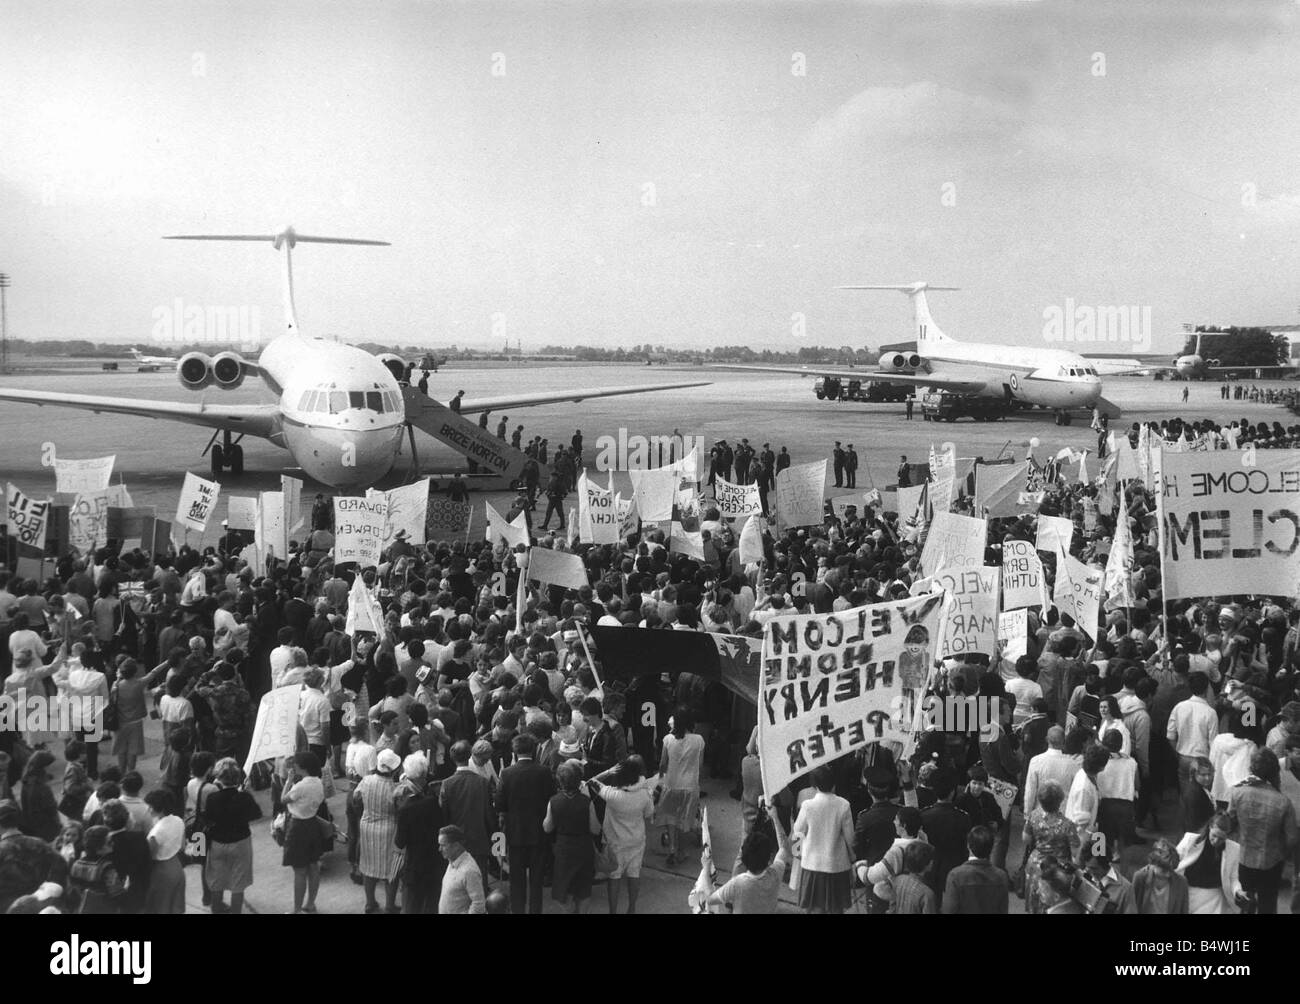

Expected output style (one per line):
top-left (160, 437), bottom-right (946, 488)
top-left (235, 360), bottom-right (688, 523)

top-left (0, 273), bottom-right (9, 374)
top-left (575, 621), bottom-right (603, 691)
top-left (514, 547), bottom-right (529, 635)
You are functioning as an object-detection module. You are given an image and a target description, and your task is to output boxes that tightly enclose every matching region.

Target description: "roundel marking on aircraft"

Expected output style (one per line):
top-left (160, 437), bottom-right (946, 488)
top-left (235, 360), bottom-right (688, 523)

top-left (1009, 373), bottom-right (1019, 392)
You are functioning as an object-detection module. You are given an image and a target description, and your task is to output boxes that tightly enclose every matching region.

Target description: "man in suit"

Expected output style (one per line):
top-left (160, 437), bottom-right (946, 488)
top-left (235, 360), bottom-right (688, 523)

top-left (920, 772), bottom-right (972, 895)
top-left (395, 784), bottom-right (447, 914)
top-left (439, 741), bottom-right (494, 880)
top-left (496, 733), bottom-right (556, 914)
top-left (845, 444), bottom-right (858, 488)
top-left (942, 826), bottom-right (1009, 914)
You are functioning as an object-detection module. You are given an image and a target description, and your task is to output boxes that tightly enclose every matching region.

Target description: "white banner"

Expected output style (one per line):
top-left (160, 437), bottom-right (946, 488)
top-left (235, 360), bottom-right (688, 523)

top-left (757, 594), bottom-right (946, 795)
top-left (920, 511), bottom-right (987, 577)
top-left (485, 501), bottom-right (528, 550)
top-left (830, 493), bottom-right (868, 520)
top-left (334, 496), bottom-right (386, 567)
top-left (1035, 514), bottom-right (1074, 554)
top-left (243, 685), bottom-right (304, 774)
top-left (715, 476), bottom-right (763, 519)
top-left (578, 472), bottom-right (619, 544)
top-left (1053, 548), bottom-right (1103, 638)
top-left (669, 522), bottom-right (704, 560)
top-left (6, 483), bottom-right (50, 550)
top-left (344, 575), bottom-right (384, 636)
top-left (1001, 538), bottom-right (1049, 610)
top-left (1158, 449), bottom-right (1300, 600)
top-left (369, 478), bottom-right (430, 546)
top-left (68, 492), bottom-right (110, 554)
top-left (1104, 511), bottom-right (1136, 608)
top-left (255, 491), bottom-right (287, 564)
top-left (175, 472), bottom-right (221, 533)
top-left (524, 545), bottom-right (588, 591)
top-left (928, 474), bottom-right (955, 516)
top-left (997, 608), bottom-right (1028, 662)
top-left (104, 483), bottom-right (133, 509)
top-left (974, 461), bottom-right (1030, 519)
top-left (629, 467), bottom-right (677, 523)
top-left (281, 475), bottom-right (304, 535)
top-left (774, 459), bottom-right (826, 530)
top-left (227, 496), bottom-right (258, 531)
top-left (54, 455), bottom-right (115, 495)
top-left (739, 513), bottom-right (767, 565)
top-left (933, 565), bottom-right (999, 658)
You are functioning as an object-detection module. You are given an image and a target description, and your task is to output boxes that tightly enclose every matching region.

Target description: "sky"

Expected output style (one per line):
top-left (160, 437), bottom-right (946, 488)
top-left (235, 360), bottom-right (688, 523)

top-left (1, 0), bottom-right (1299, 353)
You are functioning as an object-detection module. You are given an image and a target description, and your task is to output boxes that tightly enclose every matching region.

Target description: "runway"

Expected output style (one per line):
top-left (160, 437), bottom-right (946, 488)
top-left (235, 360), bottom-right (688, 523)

top-left (0, 361), bottom-right (1293, 548)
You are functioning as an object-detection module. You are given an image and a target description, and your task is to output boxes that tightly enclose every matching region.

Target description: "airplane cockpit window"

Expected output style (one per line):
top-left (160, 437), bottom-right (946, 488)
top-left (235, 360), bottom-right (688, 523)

top-left (298, 390), bottom-right (312, 411)
top-left (366, 391), bottom-right (383, 412)
top-left (330, 391), bottom-right (348, 413)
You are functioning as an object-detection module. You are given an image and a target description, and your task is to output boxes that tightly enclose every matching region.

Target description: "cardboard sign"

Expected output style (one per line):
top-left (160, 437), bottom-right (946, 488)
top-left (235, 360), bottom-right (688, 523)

top-left (175, 472), bottom-right (221, 533)
top-left (933, 565), bottom-right (999, 658)
top-left (369, 478), bottom-right (430, 546)
top-left (997, 608), bottom-right (1028, 662)
top-left (244, 685), bottom-right (304, 773)
top-left (715, 476), bottom-right (763, 519)
top-left (334, 496), bottom-right (386, 567)
top-left (6, 483), bottom-right (50, 550)
top-left (1001, 539), bottom-right (1049, 610)
top-left (228, 497), bottom-right (258, 531)
top-left (68, 492), bottom-right (110, 554)
top-left (1035, 515), bottom-right (1074, 554)
top-left (54, 455), bottom-right (115, 494)
top-left (773, 460), bottom-right (826, 530)
top-left (921, 512), bottom-right (987, 577)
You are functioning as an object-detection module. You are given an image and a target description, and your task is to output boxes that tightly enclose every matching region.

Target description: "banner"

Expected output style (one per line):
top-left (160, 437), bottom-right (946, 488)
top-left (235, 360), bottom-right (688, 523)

top-left (897, 483), bottom-right (926, 524)
top-left (933, 565), bottom-right (999, 658)
top-left (243, 685), bottom-right (304, 774)
top-left (927, 474), bottom-right (955, 516)
top-left (228, 496), bottom-right (258, 531)
top-left (6, 483), bottom-right (50, 549)
top-left (1053, 548), bottom-right (1103, 638)
top-left (974, 461), bottom-right (1030, 519)
top-left (757, 593), bottom-right (945, 795)
top-left (739, 513), bottom-right (767, 564)
top-left (773, 459), bottom-right (826, 530)
top-left (344, 575), bottom-right (384, 636)
top-left (997, 608), bottom-right (1028, 662)
top-left (104, 483), bottom-right (133, 509)
top-left (1115, 434), bottom-right (1140, 482)
top-left (525, 545), bottom-right (588, 591)
top-left (1104, 511), bottom-right (1136, 608)
top-left (715, 476), bottom-right (762, 519)
top-left (591, 625), bottom-right (762, 705)
top-left (485, 501), bottom-right (528, 550)
top-left (669, 522), bottom-right (704, 560)
top-left (615, 495), bottom-right (639, 539)
top-left (54, 455), bottom-right (115, 494)
top-left (629, 467), bottom-right (677, 523)
top-left (1035, 514), bottom-right (1074, 554)
top-left (369, 478), bottom-right (430, 546)
top-left (175, 472), bottom-right (221, 533)
top-left (281, 475), bottom-right (304, 535)
top-left (334, 496), bottom-right (386, 567)
top-left (68, 492), bottom-right (110, 554)
top-left (578, 472), bottom-right (619, 544)
top-left (830, 493), bottom-right (868, 520)
top-left (1001, 539), bottom-right (1049, 610)
top-left (426, 497), bottom-right (472, 537)
top-left (670, 441), bottom-right (704, 483)
top-left (255, 491), bottom-right (287, 564)
top-left (920, 511), bottom-right (987, 577)
top-left (1158, 449), bottom-right (1300, 600)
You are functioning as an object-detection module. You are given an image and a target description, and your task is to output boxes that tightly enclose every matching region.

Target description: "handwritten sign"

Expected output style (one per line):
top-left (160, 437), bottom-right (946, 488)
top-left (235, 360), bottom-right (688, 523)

top-left (334, 496), bottom-right (387, 567)
top-left (6, 483), bottom-right (50, 549)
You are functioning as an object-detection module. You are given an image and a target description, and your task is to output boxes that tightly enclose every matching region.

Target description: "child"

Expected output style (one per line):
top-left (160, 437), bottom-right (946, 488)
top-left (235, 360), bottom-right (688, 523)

top-left (59, 739), bottom-right (94, 822)
top-left (69, 824), bottom-right (125, 914)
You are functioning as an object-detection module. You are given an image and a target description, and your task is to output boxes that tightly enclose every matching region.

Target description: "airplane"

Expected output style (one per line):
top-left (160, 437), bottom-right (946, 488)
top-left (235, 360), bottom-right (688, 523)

top-left (1082, 331), bottom-right (1291, 381)
top-left (128, 347), bottom-right (179, 366)
top-left (721, 283), bottom-right (1111, 425)
top-left (0, 227), bottom-right (710, 491)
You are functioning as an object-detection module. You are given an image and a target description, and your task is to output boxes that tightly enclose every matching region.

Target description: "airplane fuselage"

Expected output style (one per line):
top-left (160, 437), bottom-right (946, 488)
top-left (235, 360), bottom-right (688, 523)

top-left (921, 339), bottom-right (1102, 410)
top-left (256, 335), bottom-right (406, 490)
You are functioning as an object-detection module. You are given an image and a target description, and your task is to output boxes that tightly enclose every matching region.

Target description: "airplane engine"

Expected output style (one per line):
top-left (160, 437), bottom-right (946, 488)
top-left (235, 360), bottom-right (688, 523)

top-left (376, 353), bottom-right (407, 381)
top-left (880, 352), bottom-right (920, 371)
top-left (906, 352), bottom-right (921, 369)
top-left (177, 352), bottom-right (214, 390)
top-left (1208, 358), bottom-right (1220, 367)
top-left (211, 351), bottom-right (248, 389)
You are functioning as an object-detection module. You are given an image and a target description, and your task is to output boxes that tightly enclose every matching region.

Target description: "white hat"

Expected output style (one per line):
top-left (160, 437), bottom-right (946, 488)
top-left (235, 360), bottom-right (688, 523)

top-left (376, 749), bottom-right (401, 775)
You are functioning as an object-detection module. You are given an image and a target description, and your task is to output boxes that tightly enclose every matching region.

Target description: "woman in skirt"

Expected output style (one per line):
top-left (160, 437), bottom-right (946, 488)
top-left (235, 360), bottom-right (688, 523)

top-left (203, 759), bottom-right (261, 914)
top-left (282, 751), bottom-right (327, 914)
top-left (142, 789), bottom-right (186, 914)
top-left (791, 765), bottom-right (855, 915)
top-left (110, 659), bottom-right (149, 774)
top-left (654, 707), bottom-right (705, 866)
top-left (351, 748), bottom-right (401, 913)
top-left (543, 760), bottom-right (600, 913)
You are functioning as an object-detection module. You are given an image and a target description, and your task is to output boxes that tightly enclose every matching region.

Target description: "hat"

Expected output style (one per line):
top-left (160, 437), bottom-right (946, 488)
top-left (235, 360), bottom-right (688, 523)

top-left (376, 749), bottom-right (401, 775)
top-left (394, 528), bottom-right (409, 540)
top-left (26, 750), bottom-right (55, 773)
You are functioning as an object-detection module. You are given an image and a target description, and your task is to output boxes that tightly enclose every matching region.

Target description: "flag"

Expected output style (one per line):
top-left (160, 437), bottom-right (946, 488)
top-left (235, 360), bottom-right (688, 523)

top-left (590, 625), bottom-right (761, 704)
top-left (485, 501), bottom-right (528, 549)
top-left (629, 467), bottom-right (677, 522)
top-left (344, 575), bottom-right (384, 636)
top-left (668, 522), bottom-right (704, 560)
top-left (687, 805), bottom-right (720, 914)
top-left (1104, 511), bottom-right (1136, 609)
top-left (739, 513), bottom-right (766, 564)
top-left (524, 545), bottom-right (588, 591)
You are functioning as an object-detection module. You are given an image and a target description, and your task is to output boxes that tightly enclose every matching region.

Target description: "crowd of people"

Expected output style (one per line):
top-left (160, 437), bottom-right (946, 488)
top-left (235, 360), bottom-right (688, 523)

top-left (0, 408), bottom-right (1297, 916)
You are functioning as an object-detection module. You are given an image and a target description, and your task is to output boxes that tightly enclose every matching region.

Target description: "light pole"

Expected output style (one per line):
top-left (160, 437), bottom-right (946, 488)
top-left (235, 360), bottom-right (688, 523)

top-left (0, 273), bottom-right (9, 374)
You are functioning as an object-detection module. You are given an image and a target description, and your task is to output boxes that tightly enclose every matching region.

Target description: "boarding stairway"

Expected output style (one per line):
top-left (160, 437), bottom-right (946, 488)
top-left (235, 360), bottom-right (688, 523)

top-left (400, 385), bottom-right (551, 492)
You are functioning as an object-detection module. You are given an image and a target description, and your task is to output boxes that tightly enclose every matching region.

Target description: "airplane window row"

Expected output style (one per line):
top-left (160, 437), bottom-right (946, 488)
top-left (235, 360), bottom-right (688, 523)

top-left (1059, 366), bottom-right (1099, 377)
top-left (296, 389), bottom-right (403, 414)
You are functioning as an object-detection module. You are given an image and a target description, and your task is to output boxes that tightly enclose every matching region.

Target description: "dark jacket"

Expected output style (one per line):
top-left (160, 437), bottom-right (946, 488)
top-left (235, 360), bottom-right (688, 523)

top-left (496, 759), bottom-right (556, 848)
top-left (920, 802), bottom-right (972, 894)
top-left (395, 791), bottom-right (447, 884)
top-left (942, 858), bottom-right (1009, 914)
top-left (439, 768), bottom-right (493, 859)
top-left (107, 829), bottom-right (151, 914)
top-left (854, 801), bottom-right (900, 865)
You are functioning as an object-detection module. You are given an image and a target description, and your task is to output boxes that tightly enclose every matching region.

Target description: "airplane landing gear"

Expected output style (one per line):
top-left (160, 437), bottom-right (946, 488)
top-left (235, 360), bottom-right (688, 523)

top-left (1054, 411), bottom-right (1073, 426)
top-left (206, 429), bottom-right (245, 476)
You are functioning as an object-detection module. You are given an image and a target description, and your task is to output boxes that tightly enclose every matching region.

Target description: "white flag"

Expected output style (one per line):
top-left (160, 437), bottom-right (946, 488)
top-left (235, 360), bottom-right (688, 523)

top-left (524, 545), bottom-right (588, 591)
top-left (669, 522), bottom-right (704, 560)
top-left (739, 513), bottom-right (767, 565)
top-left (344, 575), bottom-right (384, 636)
top-left (485, 501), bottom-right (529, 550)
top-left (1104, 511), bottom-right (1136, 609)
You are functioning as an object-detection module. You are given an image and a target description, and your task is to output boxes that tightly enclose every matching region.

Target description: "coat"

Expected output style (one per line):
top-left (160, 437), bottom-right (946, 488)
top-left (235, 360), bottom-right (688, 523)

top-left (1175, 832), bottom-right (1242, 913)
top-left (1131, 866), bottom-right (1190, 915)
top-left (942, 858), bottom-right (1009, 914)
top-left (496, 759), bottom-right (555, 848)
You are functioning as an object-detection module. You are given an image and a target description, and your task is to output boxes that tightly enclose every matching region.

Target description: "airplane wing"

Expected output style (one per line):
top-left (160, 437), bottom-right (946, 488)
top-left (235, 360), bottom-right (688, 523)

top-left (709, 364), bottom-right (986, 394)
top-left (456, 381), bottom-right (712, 415)
top-left (0, 389), bottom-right (281, 438)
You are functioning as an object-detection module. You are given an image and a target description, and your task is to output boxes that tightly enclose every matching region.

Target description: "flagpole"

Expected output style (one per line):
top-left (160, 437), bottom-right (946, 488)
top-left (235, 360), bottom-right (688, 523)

top-left (515, 546), bottom-right (529, 636)
top-left (575, 621), bottom-right (603, 691)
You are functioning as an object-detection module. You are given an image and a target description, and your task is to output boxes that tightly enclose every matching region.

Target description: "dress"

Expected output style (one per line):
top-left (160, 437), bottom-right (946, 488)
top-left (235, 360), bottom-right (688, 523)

top-left (356, 773), bottom-right (400, 881)
top-left (202, 786), bottom-right (260, 892)
top-left (1024, 808), bottom-right (1079, 915)
top-left (654, 732), bottom-right (705, 830)
top-left (110, 678), bottom-right (148, 759)
top-left (549, 791), bottom-right (595, 902)
top-left (143, 815), bottom-right (187, 915)
top-left (599, 783), bottom-right (654, 880)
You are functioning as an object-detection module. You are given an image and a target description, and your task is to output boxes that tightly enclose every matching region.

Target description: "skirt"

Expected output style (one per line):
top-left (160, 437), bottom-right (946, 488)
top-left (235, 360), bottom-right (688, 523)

top-left (143, 856), bottom-right (187, 915)
top-left (653, 787), bottom-right (699, 830)
top-left (551, 834), bottom-right (595, 903)
top-left (111, 719), bottom-right (146, 758)
top-left (282, 814), bottom-right (326, 868)
top-left (359, 815), bottom-right (400, 881)
top-left (797, 868), bottom-right (851, 914)
top-left (1189, 886), bottom-right (1228, 915)
top-left (206, 837), bottom-right (254, 892)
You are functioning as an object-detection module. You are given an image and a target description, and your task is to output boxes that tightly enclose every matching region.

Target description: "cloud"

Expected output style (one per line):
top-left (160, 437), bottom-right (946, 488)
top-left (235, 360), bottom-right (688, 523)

top-left (805, 81), bottom-right (1022, 160)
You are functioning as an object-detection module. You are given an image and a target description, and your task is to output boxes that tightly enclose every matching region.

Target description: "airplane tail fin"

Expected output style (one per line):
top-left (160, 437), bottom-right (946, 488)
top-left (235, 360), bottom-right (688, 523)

top-left (165, 228), bottom-right (389, 337)
top-left (128, 347), bottom-right (142, 360)
top-left (838, 283), bottom-right (959, 356)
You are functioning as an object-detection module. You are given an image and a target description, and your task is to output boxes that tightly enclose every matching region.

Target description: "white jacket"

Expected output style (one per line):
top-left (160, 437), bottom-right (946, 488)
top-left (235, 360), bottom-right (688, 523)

top-left (1175, 832), bottom-right (1242, 913)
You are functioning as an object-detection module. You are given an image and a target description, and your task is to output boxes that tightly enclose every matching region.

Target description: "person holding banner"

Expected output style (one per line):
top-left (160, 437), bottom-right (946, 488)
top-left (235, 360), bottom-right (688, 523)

top-left (790, 766), bottom-right (856, 915)
top-left (587, 756), bottom-right (655, 915)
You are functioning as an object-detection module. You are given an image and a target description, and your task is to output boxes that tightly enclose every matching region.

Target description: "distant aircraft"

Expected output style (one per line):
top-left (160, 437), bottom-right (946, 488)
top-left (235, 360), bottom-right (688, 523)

top-left (725, 284), bottom-right (1112, 425)
top-left (128, 347), bottom-right (178, 366)
top-left (1083, 332), bottom-right (1288, 381)
top-left (0, 227), bottom-right (709, 490)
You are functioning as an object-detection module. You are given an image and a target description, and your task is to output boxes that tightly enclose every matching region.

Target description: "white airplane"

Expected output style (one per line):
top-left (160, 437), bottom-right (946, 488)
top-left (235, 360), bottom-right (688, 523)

top-left (128, 347), bottom-right (179, 366)
top-left (1083, 331), bottom-right (1291, 381)
top-left (728, 283), bottom-right (1112, 424)
top-left (0, 227), bottom-right (709, 490)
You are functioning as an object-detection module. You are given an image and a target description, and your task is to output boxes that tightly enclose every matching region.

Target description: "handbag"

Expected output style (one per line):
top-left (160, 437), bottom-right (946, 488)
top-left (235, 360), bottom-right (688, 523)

top-left (104, 685), bottom-right (120, 733)
top-left (182, 781), bottom-right (213, 866)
